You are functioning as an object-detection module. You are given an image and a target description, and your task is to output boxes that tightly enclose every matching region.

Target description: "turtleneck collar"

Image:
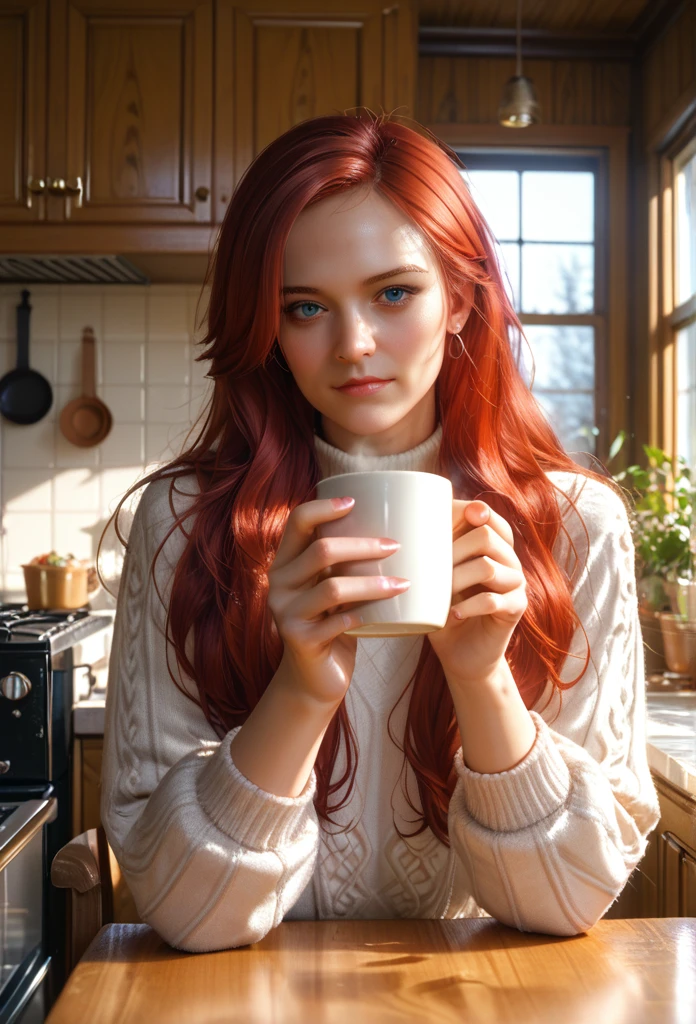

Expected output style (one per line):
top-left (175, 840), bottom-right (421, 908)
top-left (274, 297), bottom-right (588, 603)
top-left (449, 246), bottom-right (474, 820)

top-left (313, 421), bottom-right (444, 480)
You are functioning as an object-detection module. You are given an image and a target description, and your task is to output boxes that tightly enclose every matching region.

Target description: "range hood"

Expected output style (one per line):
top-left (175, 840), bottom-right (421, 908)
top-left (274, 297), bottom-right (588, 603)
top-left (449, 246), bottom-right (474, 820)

top-left (0, 254), bottom-right (150, 284)
top-left (0, 252), bottom-right (211, 285)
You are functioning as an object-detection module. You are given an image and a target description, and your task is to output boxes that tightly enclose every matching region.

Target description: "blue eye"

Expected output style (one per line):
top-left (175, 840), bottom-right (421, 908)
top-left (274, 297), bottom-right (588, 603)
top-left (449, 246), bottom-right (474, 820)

top-left (383, 287), bottom-right (406, 302)
top-left (294, 302), bottom-right (321, 319)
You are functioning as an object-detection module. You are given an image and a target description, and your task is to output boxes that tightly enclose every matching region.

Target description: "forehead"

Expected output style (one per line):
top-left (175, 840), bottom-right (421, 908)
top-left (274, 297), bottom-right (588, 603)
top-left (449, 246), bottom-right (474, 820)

top-left (283, 187), bottom-right (433, 282)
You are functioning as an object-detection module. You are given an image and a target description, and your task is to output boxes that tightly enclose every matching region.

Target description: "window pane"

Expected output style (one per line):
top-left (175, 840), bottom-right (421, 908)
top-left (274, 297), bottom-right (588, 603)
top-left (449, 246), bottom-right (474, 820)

top-left (534, 391), bottom-right (596, 453)
top-left (522, 171), bottom-right (594, 242)
top-left (676, 151), bottom-right (696, 305)
top-left (519, 325), bottom-right (594, 390)
top-left (522, 243), bottom-right (594, 313)
top-left (464, 170), bottom-right (519, 241)
top-left (677, 322), bottom-right (696, 466)
top-left (497, 242), bottom-right (520, 309)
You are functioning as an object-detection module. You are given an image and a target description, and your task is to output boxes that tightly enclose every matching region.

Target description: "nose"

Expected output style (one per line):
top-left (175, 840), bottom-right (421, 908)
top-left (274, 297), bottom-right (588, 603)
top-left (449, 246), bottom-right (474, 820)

top-left (333, 311), bottom-right (376, 363)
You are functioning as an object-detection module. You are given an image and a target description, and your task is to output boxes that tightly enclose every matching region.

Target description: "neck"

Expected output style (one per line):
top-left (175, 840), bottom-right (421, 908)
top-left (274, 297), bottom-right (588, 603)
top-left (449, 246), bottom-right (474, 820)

top-left (313, 420), bottom-right (444, 480)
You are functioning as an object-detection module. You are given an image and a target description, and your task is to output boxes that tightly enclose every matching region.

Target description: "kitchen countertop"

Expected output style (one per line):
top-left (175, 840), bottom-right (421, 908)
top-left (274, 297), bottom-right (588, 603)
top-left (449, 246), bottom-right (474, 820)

top-left (645, 690), bottom-right (696, 799)
top-left (72, 687), bottom-right (696, 802)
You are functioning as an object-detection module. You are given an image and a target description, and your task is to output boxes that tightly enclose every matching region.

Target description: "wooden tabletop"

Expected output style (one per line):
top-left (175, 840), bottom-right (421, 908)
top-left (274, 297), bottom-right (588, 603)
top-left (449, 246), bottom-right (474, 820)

top-left (47, 918), bottom-right (696, 1024)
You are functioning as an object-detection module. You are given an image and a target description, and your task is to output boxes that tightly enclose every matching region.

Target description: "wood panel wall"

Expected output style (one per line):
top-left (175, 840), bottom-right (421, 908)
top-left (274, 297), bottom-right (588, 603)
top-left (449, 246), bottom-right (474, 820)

top-left (643, 1), bottom-right (696, 147)
top-left (637, 1), bottom-right (696, 457)
top-left (417, 57), bottom-right (632, 126)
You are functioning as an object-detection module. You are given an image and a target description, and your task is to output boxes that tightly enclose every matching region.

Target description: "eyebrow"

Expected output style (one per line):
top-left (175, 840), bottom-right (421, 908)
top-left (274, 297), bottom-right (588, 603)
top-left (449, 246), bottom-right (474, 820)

top-left (281, 264), bottom-right (429, 295)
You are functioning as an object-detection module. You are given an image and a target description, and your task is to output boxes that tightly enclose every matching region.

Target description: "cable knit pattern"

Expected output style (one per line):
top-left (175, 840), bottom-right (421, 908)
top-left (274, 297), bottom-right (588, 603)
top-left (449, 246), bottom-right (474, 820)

top-left (101, 424), bottom-right (660, 950)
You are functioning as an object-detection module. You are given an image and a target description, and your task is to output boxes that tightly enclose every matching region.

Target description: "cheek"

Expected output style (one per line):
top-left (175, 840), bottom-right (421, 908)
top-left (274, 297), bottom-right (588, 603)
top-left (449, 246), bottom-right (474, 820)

top-left (278, 328), bottom-right (318, 377)
top-left (397, 291), bottom-right (447, 357)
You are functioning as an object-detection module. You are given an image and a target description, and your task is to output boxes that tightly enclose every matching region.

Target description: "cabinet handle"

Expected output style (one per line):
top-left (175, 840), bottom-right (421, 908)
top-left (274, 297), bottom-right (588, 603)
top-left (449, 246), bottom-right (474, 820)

top-left (26, 177), bottom-right (47, 209)
top-left (195, 186), bottom-right (210, 201)
top-left (47, 177), bottom-right (83, 208)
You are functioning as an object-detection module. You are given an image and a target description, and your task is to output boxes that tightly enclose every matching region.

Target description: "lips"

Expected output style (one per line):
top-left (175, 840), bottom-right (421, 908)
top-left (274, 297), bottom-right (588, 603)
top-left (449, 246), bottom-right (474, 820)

top-left (336, 377), bottom-right (392, 389)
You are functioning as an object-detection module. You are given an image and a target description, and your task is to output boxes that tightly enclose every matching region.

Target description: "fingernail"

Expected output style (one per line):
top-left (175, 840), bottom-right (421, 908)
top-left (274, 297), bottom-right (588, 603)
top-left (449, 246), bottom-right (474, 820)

top-left (379, 539), bottom-right (401, 551)
top-left (332, 496), bottom-right (355, 509)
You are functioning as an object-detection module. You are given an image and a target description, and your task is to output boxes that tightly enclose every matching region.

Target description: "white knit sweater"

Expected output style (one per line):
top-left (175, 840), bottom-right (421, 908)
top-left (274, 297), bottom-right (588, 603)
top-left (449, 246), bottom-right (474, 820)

top-left (101, 422), bottom-right (661, 951)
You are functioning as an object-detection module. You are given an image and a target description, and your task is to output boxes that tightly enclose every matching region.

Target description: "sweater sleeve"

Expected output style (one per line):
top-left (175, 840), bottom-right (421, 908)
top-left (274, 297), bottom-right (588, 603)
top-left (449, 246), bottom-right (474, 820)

top-left (100, 478), bottom-right (320, 952)
top-left (446, 473), bottom-right (661, 936)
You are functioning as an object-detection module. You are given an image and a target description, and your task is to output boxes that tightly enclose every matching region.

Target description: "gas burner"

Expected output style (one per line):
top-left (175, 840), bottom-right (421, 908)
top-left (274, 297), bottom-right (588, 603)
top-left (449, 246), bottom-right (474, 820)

top-left (0, 605), bottom-right (90, 641)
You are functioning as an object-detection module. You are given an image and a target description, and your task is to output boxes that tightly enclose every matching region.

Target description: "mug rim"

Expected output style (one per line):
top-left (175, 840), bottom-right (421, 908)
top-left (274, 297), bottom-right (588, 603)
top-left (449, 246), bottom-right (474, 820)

top-left (317, 470), bottom-right (450, 483)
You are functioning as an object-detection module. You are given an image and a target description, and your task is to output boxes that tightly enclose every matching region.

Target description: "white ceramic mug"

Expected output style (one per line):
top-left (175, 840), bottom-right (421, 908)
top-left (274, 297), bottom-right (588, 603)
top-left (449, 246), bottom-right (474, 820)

top-left (315, 470), bottom-right (453, 637)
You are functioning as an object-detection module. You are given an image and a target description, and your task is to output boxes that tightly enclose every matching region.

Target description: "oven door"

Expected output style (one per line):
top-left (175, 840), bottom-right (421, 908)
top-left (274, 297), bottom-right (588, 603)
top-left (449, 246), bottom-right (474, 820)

top-left (0, 798), bottom-right (57, 1024)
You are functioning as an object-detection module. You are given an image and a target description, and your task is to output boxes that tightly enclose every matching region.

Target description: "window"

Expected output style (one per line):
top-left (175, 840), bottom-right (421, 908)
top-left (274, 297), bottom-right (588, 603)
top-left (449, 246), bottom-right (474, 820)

top-left (456, 153), bottom-right (605, 461)
top-left (674, 138), bottom-right (696, 466)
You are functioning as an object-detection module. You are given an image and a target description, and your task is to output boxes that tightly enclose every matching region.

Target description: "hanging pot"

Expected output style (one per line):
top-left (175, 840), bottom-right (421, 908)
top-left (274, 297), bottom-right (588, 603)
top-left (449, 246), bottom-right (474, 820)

top-left (0, 289), bottom-right (54, 424)
top-left (59, 327), bottom-right (113, 447)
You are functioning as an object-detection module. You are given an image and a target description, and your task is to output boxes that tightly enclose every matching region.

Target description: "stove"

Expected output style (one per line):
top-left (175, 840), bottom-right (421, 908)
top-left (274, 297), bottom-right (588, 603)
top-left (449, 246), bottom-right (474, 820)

top-left (0, 606), bottom-right (100, 651)
top-left (0, 603), bottom-right (114, 1022)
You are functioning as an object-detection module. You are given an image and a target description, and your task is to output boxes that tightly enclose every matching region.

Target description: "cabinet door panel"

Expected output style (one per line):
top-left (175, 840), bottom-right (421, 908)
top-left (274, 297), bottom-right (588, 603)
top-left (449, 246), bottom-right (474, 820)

top-left (682, 850), bottom-right (696, 917)
top-left (0, 0), bottom-right (47, 222)
top-left (58, 0), bottom-right (213, 223)
top-left (215, 0), bottom-right (415, 223)
top-left (660, 832), bottom-right (682, 917)
top-left (254, 25), bottom-right (360, 155)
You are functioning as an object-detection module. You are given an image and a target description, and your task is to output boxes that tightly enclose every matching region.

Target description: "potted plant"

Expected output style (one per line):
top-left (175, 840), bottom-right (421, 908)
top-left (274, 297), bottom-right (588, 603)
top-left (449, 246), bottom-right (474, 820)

top-left (601, 430), bottom-right (696, 678)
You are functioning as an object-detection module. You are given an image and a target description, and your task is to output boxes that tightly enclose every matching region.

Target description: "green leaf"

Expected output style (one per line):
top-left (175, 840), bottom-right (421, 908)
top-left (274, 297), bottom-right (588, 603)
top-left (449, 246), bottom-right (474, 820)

top-left (644, 445), bottom-right (668, 466)
top-left (608, 430), bottom-right (626, 461)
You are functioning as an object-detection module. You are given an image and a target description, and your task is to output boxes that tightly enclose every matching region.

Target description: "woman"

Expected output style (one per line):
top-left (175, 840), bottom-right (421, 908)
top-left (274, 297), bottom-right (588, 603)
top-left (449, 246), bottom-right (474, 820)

top-left (100, 110), bottom-right (660, 952)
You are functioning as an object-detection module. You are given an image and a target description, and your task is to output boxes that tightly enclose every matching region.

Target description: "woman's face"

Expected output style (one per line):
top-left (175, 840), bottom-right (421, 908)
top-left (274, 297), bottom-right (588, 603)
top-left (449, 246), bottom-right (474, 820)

top-left (278, 186), bottom-right (471, 456)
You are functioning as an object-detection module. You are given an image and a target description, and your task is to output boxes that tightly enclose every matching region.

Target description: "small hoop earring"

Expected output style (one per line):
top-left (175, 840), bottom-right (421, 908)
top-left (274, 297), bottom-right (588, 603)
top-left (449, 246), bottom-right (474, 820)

top-left (448, 332), bottom-right (465, 359)
top-left (271, 343), bottom-right (291, 373)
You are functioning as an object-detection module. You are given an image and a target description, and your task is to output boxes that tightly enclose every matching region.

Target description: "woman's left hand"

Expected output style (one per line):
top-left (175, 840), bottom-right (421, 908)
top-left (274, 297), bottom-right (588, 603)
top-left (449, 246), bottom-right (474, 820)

top-left (428, 499), bottom-right (528, 688)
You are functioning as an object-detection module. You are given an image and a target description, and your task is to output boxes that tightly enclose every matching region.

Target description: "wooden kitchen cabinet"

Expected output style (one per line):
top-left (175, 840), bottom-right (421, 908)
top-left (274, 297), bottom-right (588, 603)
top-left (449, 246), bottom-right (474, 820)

top-left (72, 737), bottom-right (104, 836)
top-left (1, 0), bottom-right (214, 227)
top-left (213, 0), bottom-right (417, 215)
top-left (0, 0), bottom-right (48, 223)
top-left (603, 771), bottom-right (696, 920)
top-left (72, 736), bottom-right (140, 923)
top-left (0, 0), bottom-right (416, 252)
top-left (654, 774), bottom-right (696, 917)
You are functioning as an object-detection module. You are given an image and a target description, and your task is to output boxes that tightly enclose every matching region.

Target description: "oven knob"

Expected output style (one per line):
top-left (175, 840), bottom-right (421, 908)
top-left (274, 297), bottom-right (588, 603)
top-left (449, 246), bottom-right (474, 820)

top-left (0, 672), bottom-right (32, 700)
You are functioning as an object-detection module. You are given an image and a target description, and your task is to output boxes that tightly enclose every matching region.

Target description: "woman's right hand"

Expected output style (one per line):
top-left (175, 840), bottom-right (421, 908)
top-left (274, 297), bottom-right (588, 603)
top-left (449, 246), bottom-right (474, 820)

top-left (266, 497), bottom-right (410, 708)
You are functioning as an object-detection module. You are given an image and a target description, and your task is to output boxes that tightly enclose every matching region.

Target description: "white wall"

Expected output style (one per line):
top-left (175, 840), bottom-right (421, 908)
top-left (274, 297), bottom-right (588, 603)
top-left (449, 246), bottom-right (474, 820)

top-left (0, 283), bottom-right (212, 606)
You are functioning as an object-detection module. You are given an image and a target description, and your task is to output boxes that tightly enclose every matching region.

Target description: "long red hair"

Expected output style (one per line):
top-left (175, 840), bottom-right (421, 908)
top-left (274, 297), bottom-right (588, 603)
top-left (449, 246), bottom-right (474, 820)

top-left (102, 109), bottom-right (625, 846)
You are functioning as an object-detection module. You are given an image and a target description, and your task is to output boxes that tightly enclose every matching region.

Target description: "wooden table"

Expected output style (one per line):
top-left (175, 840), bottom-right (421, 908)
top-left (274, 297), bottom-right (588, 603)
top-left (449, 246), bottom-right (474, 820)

top-left (46, 918), bottom-right (696, 1024)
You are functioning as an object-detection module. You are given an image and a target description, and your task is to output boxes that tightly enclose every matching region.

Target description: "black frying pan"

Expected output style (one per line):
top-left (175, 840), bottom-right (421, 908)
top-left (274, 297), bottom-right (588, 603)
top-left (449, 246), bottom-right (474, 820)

top-left (0, 289), bottom-right (53, 425)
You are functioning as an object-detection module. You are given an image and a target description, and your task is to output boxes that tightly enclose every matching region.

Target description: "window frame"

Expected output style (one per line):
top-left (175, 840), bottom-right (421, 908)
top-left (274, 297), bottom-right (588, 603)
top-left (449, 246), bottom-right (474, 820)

top-left (427, 123), bottom-right (629, 469)
top-left (654, 112), bottom-right (696, 463)
top-left (457, 150), bottom-right (607, 459)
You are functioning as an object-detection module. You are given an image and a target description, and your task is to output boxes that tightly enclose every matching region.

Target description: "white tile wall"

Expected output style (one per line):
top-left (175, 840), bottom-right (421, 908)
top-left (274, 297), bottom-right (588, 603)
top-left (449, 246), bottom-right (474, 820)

top-left (0, 284), bottom-right (213, 606)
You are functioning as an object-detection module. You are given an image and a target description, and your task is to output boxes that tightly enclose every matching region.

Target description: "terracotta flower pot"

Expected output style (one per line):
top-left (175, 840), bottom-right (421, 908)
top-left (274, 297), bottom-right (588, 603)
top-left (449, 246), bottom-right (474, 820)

top-left (656, 612), bottom-right (696, 686)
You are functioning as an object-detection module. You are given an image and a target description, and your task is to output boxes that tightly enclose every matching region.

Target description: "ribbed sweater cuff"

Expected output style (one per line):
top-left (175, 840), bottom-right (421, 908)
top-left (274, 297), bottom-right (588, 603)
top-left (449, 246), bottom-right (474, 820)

top-left (453, 710), bottom-right (571, 832)
top-left (196, 727), bottom-right (317, 852)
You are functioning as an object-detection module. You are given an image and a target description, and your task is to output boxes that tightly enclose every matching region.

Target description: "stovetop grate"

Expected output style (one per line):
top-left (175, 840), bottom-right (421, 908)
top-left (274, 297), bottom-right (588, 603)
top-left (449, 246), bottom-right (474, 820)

top-left (0, 604), bottom-right (90, 641)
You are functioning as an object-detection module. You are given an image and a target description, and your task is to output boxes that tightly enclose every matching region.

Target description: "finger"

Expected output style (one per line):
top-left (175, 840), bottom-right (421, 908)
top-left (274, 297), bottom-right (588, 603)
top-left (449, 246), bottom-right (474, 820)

top-left (294, 573), bottom-right (410, 623)
top-left (271, 498), bottom-right (355, 572)
top-left (453, 588), bottom-right (528, 623)
top-left (453, 556), bottom-right (525, 596)
top-left (279, 535), bottom-right (401, 592)
top-left (463, 501), bottom-right (515, 549)
top-left (454, 523), bottom-right (521, 571)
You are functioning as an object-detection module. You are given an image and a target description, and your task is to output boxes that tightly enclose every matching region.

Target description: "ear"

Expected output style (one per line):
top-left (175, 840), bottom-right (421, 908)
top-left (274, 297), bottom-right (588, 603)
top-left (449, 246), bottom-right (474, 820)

top-left (447, 282), bottom-right (475, 335)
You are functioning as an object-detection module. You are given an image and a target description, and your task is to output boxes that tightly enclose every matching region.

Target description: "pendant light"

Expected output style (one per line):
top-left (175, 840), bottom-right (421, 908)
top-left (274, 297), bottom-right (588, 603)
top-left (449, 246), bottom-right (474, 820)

top-left (498, 0), bottom-right (541, 128)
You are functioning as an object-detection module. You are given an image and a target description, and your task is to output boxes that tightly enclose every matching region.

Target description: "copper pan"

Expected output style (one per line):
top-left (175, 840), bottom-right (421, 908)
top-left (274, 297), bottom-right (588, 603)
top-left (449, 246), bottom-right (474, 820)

top-left (59, 326), bottom-right (112, 447)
